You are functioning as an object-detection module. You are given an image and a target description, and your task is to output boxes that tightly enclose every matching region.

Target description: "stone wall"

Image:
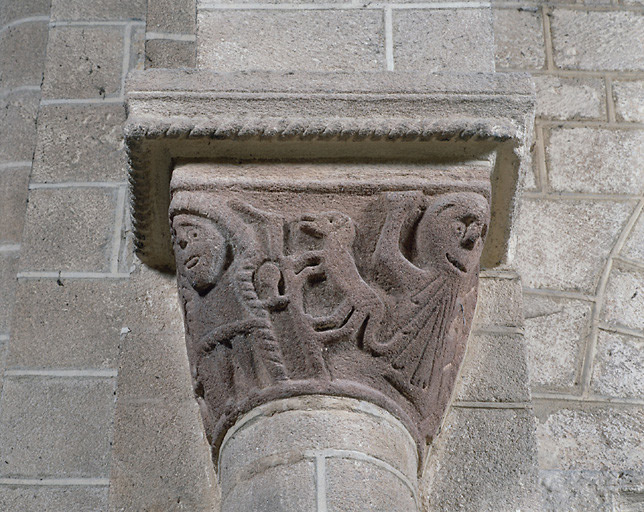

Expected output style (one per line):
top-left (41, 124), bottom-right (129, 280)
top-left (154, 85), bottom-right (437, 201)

top-left (492, 3), bottom-right (644, 509)
top-left (0, 0), bottom-right (642, 510)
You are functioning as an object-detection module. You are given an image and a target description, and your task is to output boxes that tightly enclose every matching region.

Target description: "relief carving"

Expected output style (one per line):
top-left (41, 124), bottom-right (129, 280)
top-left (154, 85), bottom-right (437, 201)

top-left (170, 188), bottom-right (489, 459)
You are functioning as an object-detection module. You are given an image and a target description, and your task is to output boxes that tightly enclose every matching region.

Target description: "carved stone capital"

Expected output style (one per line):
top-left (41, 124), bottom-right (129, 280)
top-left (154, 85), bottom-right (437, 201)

top-left (170, 165), bottom-right (490, 459)
top-left (125, 70), bottom-right (535, 464)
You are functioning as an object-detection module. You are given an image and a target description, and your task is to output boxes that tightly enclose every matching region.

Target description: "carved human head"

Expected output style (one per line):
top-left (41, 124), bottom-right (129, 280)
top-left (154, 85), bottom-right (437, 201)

top-left (413, 192), bottom-right (489, 274)
top-left (172, 214), bottom-right (228, 294)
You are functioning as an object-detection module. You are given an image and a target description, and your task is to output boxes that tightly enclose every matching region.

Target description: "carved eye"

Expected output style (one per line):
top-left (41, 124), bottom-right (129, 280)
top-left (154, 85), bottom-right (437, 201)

top-left (179, 240), bottom-right (188, 250)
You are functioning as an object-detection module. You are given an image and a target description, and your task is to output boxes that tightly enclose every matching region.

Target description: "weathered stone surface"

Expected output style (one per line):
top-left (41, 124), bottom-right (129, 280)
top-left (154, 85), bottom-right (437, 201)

top-left (533, 75), bottom-right (606, 120)
top-left (514, 198), bottom-right (634, 293)
top-left (219, 397), bottom-right (417, 497)
top-left (20, 187), bottom-right (119, 272)
top-left (493, 8), bottom-right (545, 70)
top-left (613, 80), bottom-right (644, 123)
top-left (0, 0), bottom-right (50, 27)
top-left (394, 9), bottom-right (494, 72)
top-left (170, 163), bottom-right (490, 456)
top-left (50, 0), bottom-right (146, 21)
top-left (218, 396), bottom-right (419, 511)
top-left (148, 0), bottom-right (195, 33)
top-left (0, 166), bottom-right (30, 243)
top-left (456, 332), bottom-right (531, 402)
top-left (0, 21), bottom-right (48, 90)
top-left (8, 280), bottom-right (123, 369)
top-left (118, 331), bottom-right (193, 402)
top-left (551, 10), bottom-right (644, 71)
top-left (110, 401), bottom-right (220, 512)
top-left (547, 128), bottom-right (644, 195)
top-left (146, 39), bottom-right (196, 69)
top-left (622, 210), bottom-right (644, 264)
top-left (42, 26), bottom-right (125, 100)
top-left (535, 404), bottom-right (644, 471)
top-left (591, 330), bottom-right (644, 399)
top-left (326, 458), bottom-right (417, 512)
top-left (129, 25), bottom-right (146, 73)
top-left (197, 10), bottom-right (385, 72)
top-left (0, 377), bottom-right (115, 477)
top-left (0, 486), bottom-right (108, 512)
top-left (423, 407), bottom-right (541, 511)
top-left (0, 91), bottom-right (39, 163)
top-left (540, 470), bottom-right (614, 512)
top-left (524, 293), bottom-right (591, 390)
top-left (474, 274), bottom-right (523, 327)
top-left (221, 460), bottom-right (316, 512)
top-left (601, 263), bottom-right (644, 333)
top-left (33, 104), bottom-right (128, 183)
top-left (0, 251), bottom-right (19, 334)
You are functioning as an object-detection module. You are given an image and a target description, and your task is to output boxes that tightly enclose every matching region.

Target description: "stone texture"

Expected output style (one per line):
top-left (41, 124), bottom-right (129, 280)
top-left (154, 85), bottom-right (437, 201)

top-left (515, 198), bottom-right (634, 293)
top-left (197, 10), bottom-right (385, 72)
top-left (551, 10), bottom-right (644, 71)
top-left (32, 104), bottom-right (128, 183)
top-left (129, 25), bottom-right (146, 74)
top-left (533, 75), bottom-right (606, 120)
top-left (42, 26), bottom-right (125, 100)
top-left (0, 166), bottom-right (30, 243)
top-left (493, 8), bottom-right (545, 70)
top-left (146, 39), bottom-right (196, 69)
top-left (591, 330), bottom-right (644, 399)
top-left (0, 0), bottom-right (50, 27)
top-left (423, 407), bottom-right (541, 511)
top-left (394, 9), bottom-right (494, 72)
top-left (535, 404), bottom-right (644, 471)
top-left (0, 251), bottom-right (19, 334)
top-left (601, 264), bottom-right (644, 333)
top-left (50, 0), bottom-right (146, 21)
top-left (0, 91), bottom-right (39, 163)
top-left (109, 401), bottom-right (220, 512)
top-left (523, 294), bottom-right (592, 390)
top-left (7, 280), bottom-right (123, 369)
top-left (456, 332), bottom-right (531, 402)
top-left (540, 470), bottom-right (614, 512)
top-left (117, 331), bottom-right (193, 402)
top-left (474, 275), bottom-right (523, 327)
top-left (222, 460), bottom-right (316, 512)
top-left (0, 486), bottom-right (109, 512)
top-left (547, 128), bottom-right (644, 195)
top-left (622, 210), bottom-right (644, 264)
top-left (613, 80), bottom-right (644, 123)
top-left (0, 377), bottom-right (115, 477)
top-left (7, 265), bottom-right (184, 370)
top-left (0, 21), bottom-right (48, 90)
top-left (219, 397), bottom-right (417, 497)
top-left (148, 0), bottom-right (196, 33)
top-left (326, 458), bottom-right (417, 512)
top-left (20, 187), bottom-right (118, 272)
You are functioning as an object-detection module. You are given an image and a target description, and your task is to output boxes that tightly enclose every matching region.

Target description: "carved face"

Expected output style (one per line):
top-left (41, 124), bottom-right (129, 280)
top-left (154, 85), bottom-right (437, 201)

top-left (413, 193), bottom-right (489, 275)
top-left (172, 214), bottom-right (227, 294)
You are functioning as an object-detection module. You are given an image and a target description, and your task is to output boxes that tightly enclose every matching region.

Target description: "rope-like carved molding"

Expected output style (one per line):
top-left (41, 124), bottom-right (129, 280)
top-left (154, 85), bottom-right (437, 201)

top-left (124, 116), bottom-right (520, 144)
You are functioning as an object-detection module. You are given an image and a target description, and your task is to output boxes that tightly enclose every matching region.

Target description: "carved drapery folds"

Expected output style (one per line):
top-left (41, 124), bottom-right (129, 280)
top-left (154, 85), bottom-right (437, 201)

top-left (169, 175), bottom-right (490, 459)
